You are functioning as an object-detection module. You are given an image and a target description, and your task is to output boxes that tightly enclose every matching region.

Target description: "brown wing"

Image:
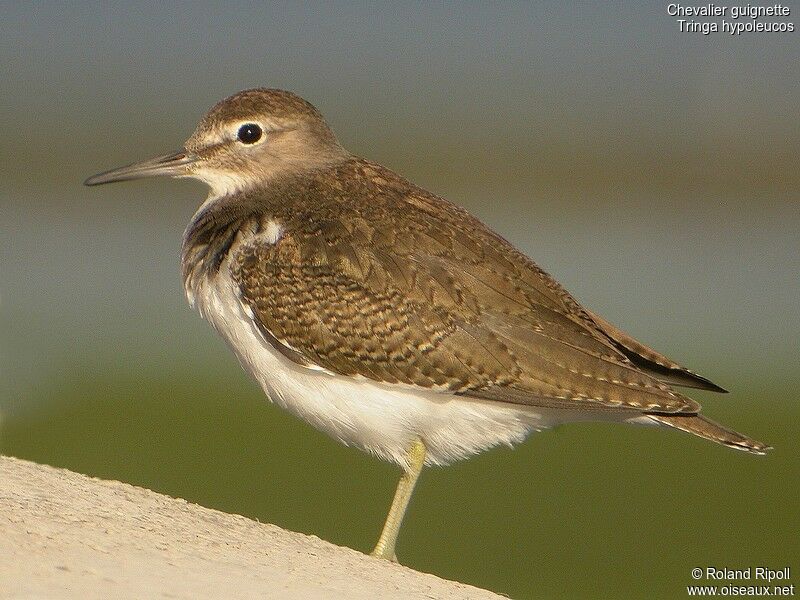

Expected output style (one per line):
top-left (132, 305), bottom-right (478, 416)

top-left (231, 158), bottom-right (700, 414)
top-left (586, 310), bottom-right (727, 392)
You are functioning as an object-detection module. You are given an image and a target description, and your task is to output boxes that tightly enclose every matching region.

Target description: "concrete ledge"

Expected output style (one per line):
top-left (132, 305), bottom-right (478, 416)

top-left (0, 456), bottom-right (503, 599)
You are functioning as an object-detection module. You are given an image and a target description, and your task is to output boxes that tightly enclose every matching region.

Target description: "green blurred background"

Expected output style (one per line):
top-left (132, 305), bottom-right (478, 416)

top-left (1, 2), bottom-right (797, 598)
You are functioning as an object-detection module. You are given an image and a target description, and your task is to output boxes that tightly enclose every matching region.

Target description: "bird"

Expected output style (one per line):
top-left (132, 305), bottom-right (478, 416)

top-left (85, 88), bottom-right (770, 561)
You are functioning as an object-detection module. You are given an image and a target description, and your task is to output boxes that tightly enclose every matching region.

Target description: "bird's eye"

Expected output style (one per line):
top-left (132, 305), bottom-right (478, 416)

top-left (237, 123), bottom-right (263, 144)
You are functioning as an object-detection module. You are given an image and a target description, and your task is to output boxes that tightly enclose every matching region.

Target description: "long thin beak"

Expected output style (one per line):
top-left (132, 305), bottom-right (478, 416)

top-left (84, 150), bottom-right (198, 186)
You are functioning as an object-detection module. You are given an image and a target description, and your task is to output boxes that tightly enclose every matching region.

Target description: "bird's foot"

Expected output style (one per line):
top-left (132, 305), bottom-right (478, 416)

top-left (370, 547), bottom-right (398, 562)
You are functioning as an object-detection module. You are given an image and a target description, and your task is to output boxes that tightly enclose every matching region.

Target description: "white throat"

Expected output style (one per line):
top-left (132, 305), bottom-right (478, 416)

top-left (183, 169), bottom-right (252, 211)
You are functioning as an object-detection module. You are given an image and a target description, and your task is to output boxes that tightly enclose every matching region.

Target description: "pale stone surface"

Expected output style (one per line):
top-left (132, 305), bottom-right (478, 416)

top-left (0, 456), bottom-right (503, 600)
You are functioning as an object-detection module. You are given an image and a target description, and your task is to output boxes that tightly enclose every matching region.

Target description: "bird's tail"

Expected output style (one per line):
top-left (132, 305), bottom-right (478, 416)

top-left (649, 414), bottom-right (771, 455)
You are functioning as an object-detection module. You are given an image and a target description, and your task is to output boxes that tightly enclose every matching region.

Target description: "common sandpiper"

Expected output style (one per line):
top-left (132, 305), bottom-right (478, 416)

top-left (85, 88), bottom-right (770, 562)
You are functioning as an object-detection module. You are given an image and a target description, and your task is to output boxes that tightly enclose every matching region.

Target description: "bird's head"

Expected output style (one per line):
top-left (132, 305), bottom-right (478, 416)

top-left (84, 88), bottom-right (348, 195)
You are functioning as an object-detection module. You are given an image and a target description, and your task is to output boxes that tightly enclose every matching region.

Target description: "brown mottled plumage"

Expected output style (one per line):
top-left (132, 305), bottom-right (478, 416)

top-left (85, 88), bottom-right (770, 561)
top-left (228, 159), bottom-right (696, 410)
top-left (181, 141), bottom-right (766, 454)
top-left (88, 87), bottom-right (770, 454)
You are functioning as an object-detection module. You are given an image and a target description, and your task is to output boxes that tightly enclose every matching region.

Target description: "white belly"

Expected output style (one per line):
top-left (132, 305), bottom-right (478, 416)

top-left (189, 262), bottom-right (555, 466)
top-left (188, 261), bottom-right (655, 467)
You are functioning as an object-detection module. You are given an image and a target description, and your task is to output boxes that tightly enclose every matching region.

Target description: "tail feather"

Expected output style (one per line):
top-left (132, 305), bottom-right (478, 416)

top-left (649, 414), bottom-right (771, 455)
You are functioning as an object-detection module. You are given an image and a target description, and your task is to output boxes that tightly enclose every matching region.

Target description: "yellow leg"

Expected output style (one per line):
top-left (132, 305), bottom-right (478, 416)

top-left (371, 438), bottom-right (427, 561)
